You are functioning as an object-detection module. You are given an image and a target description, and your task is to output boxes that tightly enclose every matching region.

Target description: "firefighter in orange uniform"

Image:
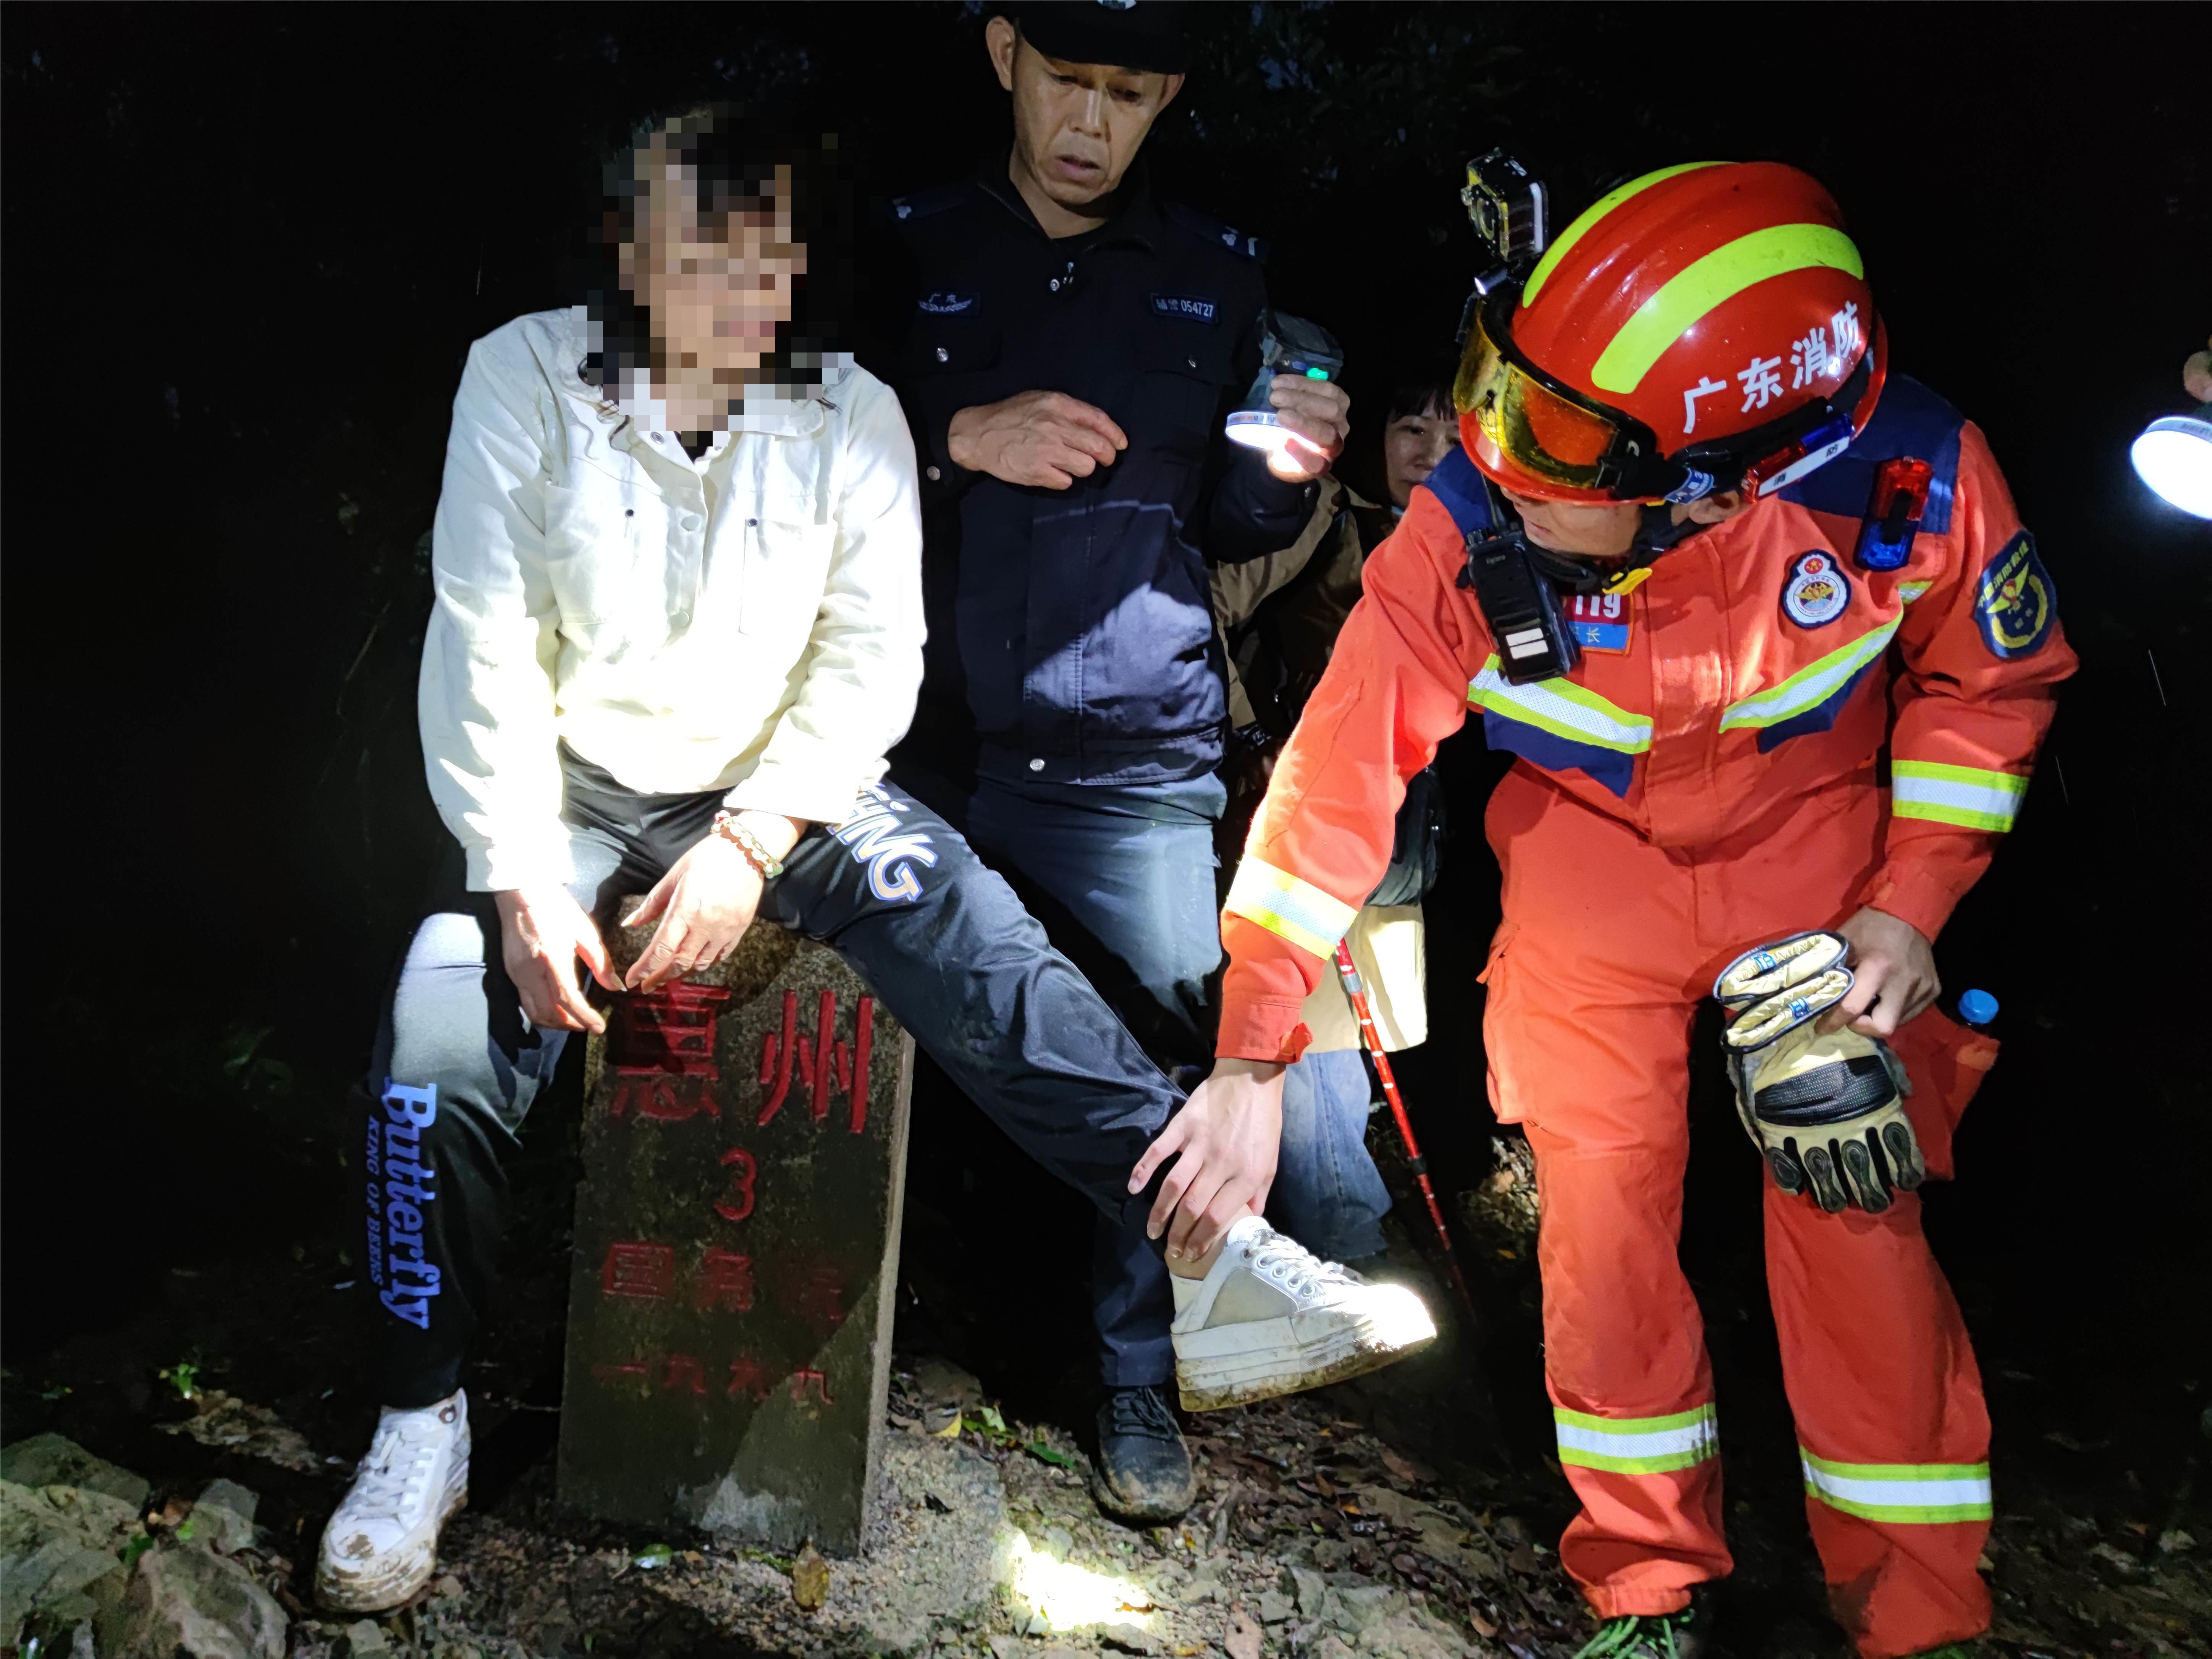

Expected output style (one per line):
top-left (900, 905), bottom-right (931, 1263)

top-left (1183, 161), bottom-right (2076, 1657)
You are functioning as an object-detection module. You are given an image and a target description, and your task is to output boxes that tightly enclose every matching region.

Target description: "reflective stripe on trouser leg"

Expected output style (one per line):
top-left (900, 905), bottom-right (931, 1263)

top-left (1765, 1179), bottom-right (1993, 1657)
top-left (1556, 1403), bottom-right (1719, 1476)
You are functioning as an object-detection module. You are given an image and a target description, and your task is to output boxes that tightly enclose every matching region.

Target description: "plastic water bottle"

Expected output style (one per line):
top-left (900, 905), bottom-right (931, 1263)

top-left (1957, 988), bottom-right (1999, 1027)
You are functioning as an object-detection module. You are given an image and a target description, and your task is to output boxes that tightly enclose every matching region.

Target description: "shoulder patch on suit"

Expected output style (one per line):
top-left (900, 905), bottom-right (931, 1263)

top-left (1973, 530), bottom-right (2057, 659)
top-left (1163, 199), bottom-right (1269, 263)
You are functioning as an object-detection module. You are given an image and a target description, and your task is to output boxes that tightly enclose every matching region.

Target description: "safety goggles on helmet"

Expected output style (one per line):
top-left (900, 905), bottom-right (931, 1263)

top-left (1454, 282), bottom-right (1877, 504)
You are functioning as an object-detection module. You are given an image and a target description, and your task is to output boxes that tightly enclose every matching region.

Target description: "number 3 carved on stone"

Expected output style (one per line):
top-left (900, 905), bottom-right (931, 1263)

top-left (716, 1147), bottom-right (757, 1224)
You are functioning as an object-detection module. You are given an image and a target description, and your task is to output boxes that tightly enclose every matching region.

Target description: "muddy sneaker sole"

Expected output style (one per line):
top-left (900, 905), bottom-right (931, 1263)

top-left (1175, 1302), bottom-right (1437, 1413)
top-left (314, 1481), bottom-right (468, 1613)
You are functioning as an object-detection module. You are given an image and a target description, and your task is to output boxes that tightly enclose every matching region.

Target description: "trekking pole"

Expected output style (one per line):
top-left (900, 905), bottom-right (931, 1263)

top-left (1332, 939), bottom-right (1476, 1322)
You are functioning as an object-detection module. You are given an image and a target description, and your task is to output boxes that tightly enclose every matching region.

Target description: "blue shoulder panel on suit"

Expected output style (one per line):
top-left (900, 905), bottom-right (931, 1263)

top-left (1420, 444), bottom-right (1496, 540)
top-left (1777, 374), bottom-right (1965, 535)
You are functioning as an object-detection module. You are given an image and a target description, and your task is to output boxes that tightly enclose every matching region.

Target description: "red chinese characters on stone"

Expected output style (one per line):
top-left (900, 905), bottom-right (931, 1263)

top-left (757, 990), bottom-right (875, 1135)
top-left (663, 1353), bottom-right (710, 1397)
top-left (786, 1259), bottom-right (847, 1338)
top-left (789, 1367), bottom-right (835, 1405)
top-left (601, 1241), bottom-right (675, 1301)
top-left (614, 983), bottom-right (734, 1079)
top-left (608, 1074), bottom-right (720, 1123)
top-left (726, 1355), bottom-right (771, 1402)
top-left (696, 1247), bottom-right (756, 1313)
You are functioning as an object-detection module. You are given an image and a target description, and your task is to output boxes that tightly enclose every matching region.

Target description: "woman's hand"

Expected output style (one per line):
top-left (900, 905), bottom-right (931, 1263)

top-left (622, 822), bottom-right (788, 992)
top-left (1128, 1058), bottom-right (1287, 1262)
top-left (494, 888), bottom-right (621, 1033)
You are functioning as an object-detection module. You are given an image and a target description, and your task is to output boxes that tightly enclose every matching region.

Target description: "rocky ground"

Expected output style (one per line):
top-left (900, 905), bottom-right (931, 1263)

top-left (5, 1098), bottom-right (2207, 1659)
top-left (6, 1262), bottom-right (2207, 1659)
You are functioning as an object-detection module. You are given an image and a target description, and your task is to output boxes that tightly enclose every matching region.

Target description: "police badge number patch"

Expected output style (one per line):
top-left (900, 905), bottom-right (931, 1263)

top-left (1781, 551), bottom-right (1851, 628)
top-left (1150, 293), bottom-right (1219, 323)
top-left (1973, 530), bottom-right (2056, 659)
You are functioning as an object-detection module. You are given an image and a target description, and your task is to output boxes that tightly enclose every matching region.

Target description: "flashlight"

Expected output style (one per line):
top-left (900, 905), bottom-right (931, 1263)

top-left (1224, 311), bottom-right (1344, 464)
top-left (2131, 407), bottom-right (2212, 521)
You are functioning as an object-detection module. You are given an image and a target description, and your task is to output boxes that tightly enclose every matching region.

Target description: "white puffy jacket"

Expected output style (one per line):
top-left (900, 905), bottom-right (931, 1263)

top-left (419, 307), bottom-right (924, 891)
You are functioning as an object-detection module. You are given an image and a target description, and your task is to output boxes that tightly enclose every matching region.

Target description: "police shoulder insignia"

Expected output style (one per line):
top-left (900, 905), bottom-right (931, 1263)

top-left (1163, 200), bottom-right (1270, 262)
top-left (1973, 530), bottom-right (2057, 659)
top-left (890, 182), bottom-right (973, 222)
top-left (1781, 551), bottom-right (1851, 628)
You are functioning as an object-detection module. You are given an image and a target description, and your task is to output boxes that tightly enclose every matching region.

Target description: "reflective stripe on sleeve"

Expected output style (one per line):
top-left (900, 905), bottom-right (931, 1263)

top-left (1468, 656), bottom-right (1654, 755)
top-left (1800, 1450), bottom-right (1992, 1524)
top-left (1719, 616), bottom-right (1902, 732)
top-left (1891, 760), bottom-right (2029, 832)
top-left (1224, 856), bottom-right (1359, 961)
top-left (1554, 1403), bottom-right (1718, 1476)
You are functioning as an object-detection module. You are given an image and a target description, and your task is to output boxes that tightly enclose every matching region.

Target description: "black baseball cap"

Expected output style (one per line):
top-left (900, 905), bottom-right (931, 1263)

top-left (1001, 2), bottom-right (1190, 76)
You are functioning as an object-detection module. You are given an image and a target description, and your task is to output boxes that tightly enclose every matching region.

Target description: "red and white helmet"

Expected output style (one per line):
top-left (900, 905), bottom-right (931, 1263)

top-left (1455, 161), bottom-right (1887, 504)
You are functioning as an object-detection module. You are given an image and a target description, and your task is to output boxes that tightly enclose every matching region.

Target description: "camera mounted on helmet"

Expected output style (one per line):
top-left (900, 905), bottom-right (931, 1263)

top-left (1461, 150), bottom-right (1550, 292)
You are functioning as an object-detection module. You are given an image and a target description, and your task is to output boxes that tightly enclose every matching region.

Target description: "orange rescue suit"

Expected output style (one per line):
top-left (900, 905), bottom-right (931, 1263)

top-left (1218, 378), bottom-right (2074, 1657)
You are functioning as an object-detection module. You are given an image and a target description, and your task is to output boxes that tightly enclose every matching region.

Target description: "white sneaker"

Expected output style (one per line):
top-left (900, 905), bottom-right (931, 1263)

top-left (1171, 1218), bottom-right (1437, 1412)
top-left (315, 1389), bottom-right (471, 1612)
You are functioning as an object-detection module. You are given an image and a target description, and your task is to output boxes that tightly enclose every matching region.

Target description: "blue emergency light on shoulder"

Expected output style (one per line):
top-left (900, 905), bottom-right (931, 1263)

top-left (1224, 311), bottom-right (1344, 463)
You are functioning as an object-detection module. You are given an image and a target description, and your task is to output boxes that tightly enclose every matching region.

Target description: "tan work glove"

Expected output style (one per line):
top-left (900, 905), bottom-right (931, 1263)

top-left (1714, 932), bottom-right (1927, 1215)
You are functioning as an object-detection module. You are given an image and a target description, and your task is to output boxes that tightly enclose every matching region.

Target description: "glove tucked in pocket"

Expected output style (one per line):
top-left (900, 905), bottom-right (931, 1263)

top-left (1715, 932), bottom-right (1928, 1215)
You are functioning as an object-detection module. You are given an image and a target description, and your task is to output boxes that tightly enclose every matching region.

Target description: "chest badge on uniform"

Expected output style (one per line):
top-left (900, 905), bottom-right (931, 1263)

top-left (1973, 530), bottom-right (2056, 659)
top-left (1564, 582), bottom-right (1638, 652)
top-left (917, 291), bottom-right (977, 315)
top-left (1781, 551), bottom-right (1851, 628)
top-left (1150, 293), bottom-right (1219, 323)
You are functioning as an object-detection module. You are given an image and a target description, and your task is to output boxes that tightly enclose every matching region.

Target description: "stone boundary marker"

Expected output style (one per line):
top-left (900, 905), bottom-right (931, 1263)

top-left (556, 915), bottom-right (914, 1556)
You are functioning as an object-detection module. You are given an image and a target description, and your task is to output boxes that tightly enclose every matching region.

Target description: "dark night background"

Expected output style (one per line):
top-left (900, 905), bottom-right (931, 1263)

top-left (3, 3), bottom-right (2208, 1647)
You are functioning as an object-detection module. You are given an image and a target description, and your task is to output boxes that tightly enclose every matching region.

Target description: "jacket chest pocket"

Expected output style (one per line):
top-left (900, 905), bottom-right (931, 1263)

top-left (542, 480), bottom-right (664, 627)
top-left (738, 514), bottom-right (836, 641)
top-left (1134, 330), bottom-right (1232, 456)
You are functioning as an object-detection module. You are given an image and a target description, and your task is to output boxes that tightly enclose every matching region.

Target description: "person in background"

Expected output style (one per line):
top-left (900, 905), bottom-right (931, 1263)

top-left (1213, 370), bottom-right (1457, 1267)
top-left (876, 1), bottom-right (1361, 1523)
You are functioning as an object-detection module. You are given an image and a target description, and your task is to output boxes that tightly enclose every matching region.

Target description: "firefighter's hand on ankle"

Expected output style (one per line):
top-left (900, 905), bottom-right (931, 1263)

top-left (1130, 1059), bottom-right (1285, 1261)
top-left (622, 834), bottom-right (765, 992)
top-left (1262, 377), bottom-right (1350, 481)
top-left (495, 888), bottom-right (618, 1034)
top-left (1816, 907), bottom-right (1938, 1038)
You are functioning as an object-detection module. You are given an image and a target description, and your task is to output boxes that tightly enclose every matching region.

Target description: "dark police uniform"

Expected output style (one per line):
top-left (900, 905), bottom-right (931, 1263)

top-left (886, 159), bottom-right (1313, 787)
top-left (878, 157), bottom-right (1313, 1391)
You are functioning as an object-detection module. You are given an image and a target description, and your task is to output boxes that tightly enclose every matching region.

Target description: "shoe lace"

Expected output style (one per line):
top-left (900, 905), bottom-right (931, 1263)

top-left (1572, 1611), bottom-right (1690, 1659)
top-left (1244, 1229), bottom-right (1358, 1300)
top-left (1106, 1385), bottom-right (1180, 1442)
top-left (346, 1416), bottom-right (442, 1524)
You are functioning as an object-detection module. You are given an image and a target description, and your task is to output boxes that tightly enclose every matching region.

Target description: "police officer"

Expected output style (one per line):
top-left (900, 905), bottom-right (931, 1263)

top-left (880, 1), bottom-right (1351, 1522)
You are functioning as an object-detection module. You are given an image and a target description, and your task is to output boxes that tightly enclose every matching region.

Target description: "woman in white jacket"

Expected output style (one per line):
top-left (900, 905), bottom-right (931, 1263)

top-left (316, 105), bottom-right (1432, 1612)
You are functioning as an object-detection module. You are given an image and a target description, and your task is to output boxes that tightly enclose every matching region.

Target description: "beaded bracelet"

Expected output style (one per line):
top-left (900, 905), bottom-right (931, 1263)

top-left (712, 811), bottom-right (786, 880)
